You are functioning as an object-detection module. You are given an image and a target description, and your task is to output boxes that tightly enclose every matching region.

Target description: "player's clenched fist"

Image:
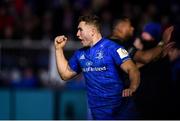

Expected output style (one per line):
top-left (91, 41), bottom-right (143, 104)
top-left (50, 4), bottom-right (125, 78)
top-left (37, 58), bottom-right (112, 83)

top-left (54, 35), bottom-right (68, 49)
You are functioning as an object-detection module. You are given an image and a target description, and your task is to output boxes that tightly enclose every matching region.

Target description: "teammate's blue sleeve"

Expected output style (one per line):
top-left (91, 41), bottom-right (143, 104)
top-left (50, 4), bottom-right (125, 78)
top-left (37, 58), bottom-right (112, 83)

top-left (68, 51), bottom-right (81, 73)
top-left (110, 46), bottom-right (131, 65)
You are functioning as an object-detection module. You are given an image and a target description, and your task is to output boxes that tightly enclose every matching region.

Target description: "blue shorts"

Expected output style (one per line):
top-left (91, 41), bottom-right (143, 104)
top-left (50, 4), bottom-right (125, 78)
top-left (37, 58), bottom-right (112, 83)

top-left (90, 97), bottom-right (140, 120)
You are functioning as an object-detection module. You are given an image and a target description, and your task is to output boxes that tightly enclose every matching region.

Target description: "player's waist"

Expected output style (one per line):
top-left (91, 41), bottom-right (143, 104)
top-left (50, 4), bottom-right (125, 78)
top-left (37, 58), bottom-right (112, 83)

top-left (87, 94), bottom-right (123, 108)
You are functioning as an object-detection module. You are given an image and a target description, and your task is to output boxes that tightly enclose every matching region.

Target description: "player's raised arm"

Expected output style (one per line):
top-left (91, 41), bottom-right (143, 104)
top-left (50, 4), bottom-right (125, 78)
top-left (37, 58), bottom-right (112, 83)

top-left (133, 25), bottom-right (174, 67)
top-left (54, 35), bottom-right (77, 81)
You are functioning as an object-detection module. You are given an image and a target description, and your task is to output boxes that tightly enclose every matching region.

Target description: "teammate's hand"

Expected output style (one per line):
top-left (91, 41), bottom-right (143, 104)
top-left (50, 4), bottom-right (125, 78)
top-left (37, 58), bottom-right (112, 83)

top-left (122, 88), bottom-right (134, 97)
top-left (162, 26), bottom-right (174, 44)
top-left (162, 41), bottom-right (176, 57)
top-left (54, 35), bottom-right (68, 50)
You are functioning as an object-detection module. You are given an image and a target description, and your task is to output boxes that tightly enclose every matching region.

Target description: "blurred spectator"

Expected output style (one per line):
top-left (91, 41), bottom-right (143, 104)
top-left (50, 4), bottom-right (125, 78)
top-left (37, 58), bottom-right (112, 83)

top-left (21, 4), bottom-right (41, 40)
top-left (42, 11), bottom-right (53, 41)
top-left (101, 10), bottom-right (112, 37)
top-left (109, 18), bottom-right (174, 119)
top-left (135, 22), bottom-right (173, 119)
top-left (0, 0), bottom-right (179, 92)
top-left (10, 67), bottom-right (39, 88)
top-left (14, 0), bottom-right (25, 16)
top-left (10, 68), bottom-right (22, 84)
top-left (62, 4), bottom-right (74, 40)
top-left (0, 5), bottom-right (15, 39)
top-left (38, 68), bottom-right (49, 87)
top-left (137, 22), bottom-right (162, 50)
top-left (169, 48), bottom-right (180, 119)
top-left (167, 24), bottom-right (180, 119)
top-left (3, 25), bottom-right (14, 40)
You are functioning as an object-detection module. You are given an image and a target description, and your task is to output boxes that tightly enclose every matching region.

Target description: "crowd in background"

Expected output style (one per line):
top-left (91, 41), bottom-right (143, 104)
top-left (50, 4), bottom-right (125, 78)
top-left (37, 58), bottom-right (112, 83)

top-left (0, 0), bottom-right (180, 120)
top-left (0, 0), bottom-right (179, 89)
top-left (0, 0), bottom-right (179, 41)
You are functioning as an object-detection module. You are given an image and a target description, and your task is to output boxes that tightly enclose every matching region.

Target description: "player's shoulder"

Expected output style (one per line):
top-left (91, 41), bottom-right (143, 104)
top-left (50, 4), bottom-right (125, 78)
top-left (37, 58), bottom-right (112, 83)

top-left (104, 38), bottom-right (124, 49)
top-left (74, 47), bottom-right (88, 55)
top-left (77, 46), bottom-right (89, 52)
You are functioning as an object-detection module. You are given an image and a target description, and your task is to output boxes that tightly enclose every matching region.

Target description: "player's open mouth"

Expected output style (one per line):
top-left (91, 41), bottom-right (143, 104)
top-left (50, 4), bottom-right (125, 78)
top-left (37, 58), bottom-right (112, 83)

top-left (80, 39), bottom-right (84, 43)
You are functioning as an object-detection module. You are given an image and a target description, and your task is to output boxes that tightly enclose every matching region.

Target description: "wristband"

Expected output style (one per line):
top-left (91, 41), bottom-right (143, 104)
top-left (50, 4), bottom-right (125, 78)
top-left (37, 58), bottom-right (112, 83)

top-left (158, 41), bottom-right (164, 46)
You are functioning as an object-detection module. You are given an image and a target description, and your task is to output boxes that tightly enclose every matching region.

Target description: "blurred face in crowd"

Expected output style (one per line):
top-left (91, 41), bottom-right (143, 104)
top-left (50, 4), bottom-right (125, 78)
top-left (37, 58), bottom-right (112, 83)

top-left (133, 37), bottom-right (143, 50)
top-left (140, 22), bottom-right (161, 50)
top-left (140, 32), bottom-right (157, 50)
top-left (76, 21), bottom-right (96, 47)
top-left (114, 20), bottom-right (134, 41)
top-left (141, 32), bottom-right (155, 42)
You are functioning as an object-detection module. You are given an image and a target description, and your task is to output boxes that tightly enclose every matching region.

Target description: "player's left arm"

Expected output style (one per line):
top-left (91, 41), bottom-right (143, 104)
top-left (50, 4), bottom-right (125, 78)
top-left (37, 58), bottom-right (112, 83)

top-left (120, 59), bottom-right (140, 97)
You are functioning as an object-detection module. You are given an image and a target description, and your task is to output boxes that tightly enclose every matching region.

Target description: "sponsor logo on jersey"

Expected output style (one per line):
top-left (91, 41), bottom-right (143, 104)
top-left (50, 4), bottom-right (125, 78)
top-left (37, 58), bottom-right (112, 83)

top-left (117, 48), bottom-right (129, 59)
top-left (82, 66), bottom-right (107, 72)
top-left (95, 50), bottom-right (103, 59)
top-left (86, 61), bottom-right (93, 66)
top-left (79, 54), bottom-right (85, 60)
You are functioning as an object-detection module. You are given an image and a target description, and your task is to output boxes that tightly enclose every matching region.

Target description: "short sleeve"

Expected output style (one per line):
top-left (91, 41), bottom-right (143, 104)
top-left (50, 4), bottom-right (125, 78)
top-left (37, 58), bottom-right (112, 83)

top-left (68, 51), bottom-right (81, 74)
top-left (110, 46), bottom-right (131, 65)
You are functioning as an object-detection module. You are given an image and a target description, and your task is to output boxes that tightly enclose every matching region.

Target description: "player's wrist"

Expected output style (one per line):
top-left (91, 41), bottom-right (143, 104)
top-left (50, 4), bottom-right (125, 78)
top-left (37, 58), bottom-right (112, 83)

top-left (55, 47), bottom-right (64, 52)
top-left (158, 41), bottom-right (164, 47)
top-left (55, 45), bottom-right (64, 50)
top-left (129, 86), bottom-right (137, 93)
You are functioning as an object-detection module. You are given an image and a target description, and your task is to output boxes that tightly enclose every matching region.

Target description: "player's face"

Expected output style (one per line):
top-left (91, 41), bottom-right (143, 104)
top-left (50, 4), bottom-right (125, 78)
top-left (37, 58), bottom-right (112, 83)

top-left (141, 32), bottom-right (154, 42)
top-left (117, 21), bottom-right (134, 40)
top-left (76, 21), bottom-right (94, 47)
top-left (141, 32), bottom-right (157, 49)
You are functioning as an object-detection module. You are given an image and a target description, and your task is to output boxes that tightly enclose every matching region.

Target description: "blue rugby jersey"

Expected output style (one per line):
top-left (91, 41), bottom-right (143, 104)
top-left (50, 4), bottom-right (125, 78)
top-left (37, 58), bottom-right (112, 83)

top-left (68, 38), bottom-right (131, 108)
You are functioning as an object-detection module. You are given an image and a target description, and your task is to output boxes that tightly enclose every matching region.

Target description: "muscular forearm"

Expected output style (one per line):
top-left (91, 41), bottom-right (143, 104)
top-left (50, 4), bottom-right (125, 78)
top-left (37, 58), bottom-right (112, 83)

top-left (121, 60), bottom-right (141, 97)
top-left (134, 46), bottom-right (162, 64)
top-left (55, 49), bottom-right (76, 80)
top-left (128, 68), bottom-right (140, 93)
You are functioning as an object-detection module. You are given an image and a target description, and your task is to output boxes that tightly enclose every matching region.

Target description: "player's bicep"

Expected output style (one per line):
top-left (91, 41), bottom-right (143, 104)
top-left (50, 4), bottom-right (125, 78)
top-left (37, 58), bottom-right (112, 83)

top-left (68, 51), bottom-right (82, 74)
top-left (120, 59), bottom-right (136, 73)
top-left (66, 65), bottom-right (78, 78)
top-left (133, 50), bottom-right (149, 63)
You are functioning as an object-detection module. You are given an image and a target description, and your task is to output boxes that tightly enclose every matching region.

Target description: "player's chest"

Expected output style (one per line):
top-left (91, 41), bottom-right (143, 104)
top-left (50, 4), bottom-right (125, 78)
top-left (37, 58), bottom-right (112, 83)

top-left (78, 50), bottom-right (112, 68)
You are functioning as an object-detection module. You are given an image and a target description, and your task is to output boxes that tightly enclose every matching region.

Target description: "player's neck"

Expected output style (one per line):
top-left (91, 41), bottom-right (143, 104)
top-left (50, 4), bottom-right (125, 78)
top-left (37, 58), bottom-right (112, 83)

top-left (91, 33), bottom-right (102, 47)
top-left (112, 33), bottom-right (125, 41)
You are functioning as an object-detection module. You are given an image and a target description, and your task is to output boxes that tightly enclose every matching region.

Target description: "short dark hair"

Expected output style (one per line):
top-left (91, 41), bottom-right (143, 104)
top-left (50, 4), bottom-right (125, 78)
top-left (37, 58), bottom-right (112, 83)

top-left (78, 15), bottom-right (101, 32)
top-left (112, 17), bottom-right (131, 30)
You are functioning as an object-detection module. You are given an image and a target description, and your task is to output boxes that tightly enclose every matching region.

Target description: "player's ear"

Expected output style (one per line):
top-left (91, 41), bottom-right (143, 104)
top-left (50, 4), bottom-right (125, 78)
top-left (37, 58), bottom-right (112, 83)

top-left (91, 28), bottom-right (96, 36)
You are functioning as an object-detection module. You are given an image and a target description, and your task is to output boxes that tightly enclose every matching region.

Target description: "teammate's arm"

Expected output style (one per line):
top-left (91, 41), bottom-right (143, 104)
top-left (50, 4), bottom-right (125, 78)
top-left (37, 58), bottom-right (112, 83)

top-left (133, 46), bottom-right (163, 64)
top-left (120, 60), bottom-right (140, 97)
top-left (54, 35), bottom-right (77, 81)
top-left (133, 26), bottom-right (174, 67)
